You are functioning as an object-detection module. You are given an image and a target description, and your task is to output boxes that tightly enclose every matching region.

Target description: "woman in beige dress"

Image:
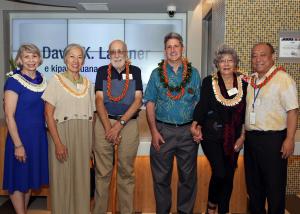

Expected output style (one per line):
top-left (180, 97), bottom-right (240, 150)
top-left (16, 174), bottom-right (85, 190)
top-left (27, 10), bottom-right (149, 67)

top-left (42, 43), bottom-right (95, 214)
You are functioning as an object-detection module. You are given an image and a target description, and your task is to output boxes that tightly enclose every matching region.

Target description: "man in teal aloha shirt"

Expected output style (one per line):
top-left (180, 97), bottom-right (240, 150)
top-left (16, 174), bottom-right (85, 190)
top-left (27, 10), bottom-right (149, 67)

top-left (144, 32), bottom-right (201, 214)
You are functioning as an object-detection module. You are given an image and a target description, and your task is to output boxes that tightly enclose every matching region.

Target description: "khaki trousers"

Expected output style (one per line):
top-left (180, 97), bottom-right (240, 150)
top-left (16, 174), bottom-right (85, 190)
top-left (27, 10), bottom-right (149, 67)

top-left (93, 116), bottom-right (139, 214)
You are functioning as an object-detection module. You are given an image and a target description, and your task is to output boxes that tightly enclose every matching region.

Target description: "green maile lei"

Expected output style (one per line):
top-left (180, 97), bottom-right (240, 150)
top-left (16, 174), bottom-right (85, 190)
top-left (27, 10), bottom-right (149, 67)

top-left (157, 58), bottom-right (192, 92)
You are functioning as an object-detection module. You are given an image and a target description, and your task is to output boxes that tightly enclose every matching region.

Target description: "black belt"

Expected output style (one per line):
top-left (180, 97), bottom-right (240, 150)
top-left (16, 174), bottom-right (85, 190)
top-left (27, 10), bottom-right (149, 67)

top-left (156, 119), bottom-right (192, 127)
top-left (246, 129), bottom-right (286, 136)
top-left (108, 114), bottom-right (138, 120)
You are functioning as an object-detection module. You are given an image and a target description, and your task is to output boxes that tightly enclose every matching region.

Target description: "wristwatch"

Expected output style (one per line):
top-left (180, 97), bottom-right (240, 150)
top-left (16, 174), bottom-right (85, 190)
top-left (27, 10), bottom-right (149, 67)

top-left (120, 119), bottom-right (126, 126)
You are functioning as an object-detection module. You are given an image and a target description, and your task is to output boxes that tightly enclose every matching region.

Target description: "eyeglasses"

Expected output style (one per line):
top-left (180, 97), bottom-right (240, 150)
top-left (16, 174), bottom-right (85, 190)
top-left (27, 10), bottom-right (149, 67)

top-left (109, 49), bottom-right (127, 57)
top-left (219, 59), bottom-right (234, 64)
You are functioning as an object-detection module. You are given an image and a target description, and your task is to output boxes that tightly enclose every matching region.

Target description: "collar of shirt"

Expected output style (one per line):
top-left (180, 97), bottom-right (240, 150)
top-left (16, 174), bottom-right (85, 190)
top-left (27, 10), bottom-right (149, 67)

top-left (253, 65), bottom-right (276, 84)
top-left (110, 66), bottom-right (127, 80)
top-left (166, 62), bottom-right (184, 75)
top-left (62, 71), bottom-right (83, 84)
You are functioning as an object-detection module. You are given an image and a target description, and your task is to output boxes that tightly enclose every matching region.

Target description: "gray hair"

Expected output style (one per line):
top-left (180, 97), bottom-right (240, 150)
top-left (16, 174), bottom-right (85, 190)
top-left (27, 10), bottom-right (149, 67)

top-left (63, 43), bottom-right (86, 64)
top-left (108, 40), bottom-right (128, 52)
top-left (213, 45), bottom-right (240, 69)
top-left (164, 32), bottom-right (183, 49)
top-left (15, 43), bottom-right (43, 68)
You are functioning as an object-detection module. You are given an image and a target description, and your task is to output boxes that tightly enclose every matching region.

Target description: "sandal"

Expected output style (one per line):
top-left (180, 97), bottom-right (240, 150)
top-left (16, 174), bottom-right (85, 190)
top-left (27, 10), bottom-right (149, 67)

top-left (206, 201), bottom-right (217, 214)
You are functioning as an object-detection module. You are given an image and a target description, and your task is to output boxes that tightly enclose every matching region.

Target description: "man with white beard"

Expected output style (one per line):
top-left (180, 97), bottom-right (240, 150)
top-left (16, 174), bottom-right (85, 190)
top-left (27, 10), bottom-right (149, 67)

top-left (93, 40), bottom-right (143, 214)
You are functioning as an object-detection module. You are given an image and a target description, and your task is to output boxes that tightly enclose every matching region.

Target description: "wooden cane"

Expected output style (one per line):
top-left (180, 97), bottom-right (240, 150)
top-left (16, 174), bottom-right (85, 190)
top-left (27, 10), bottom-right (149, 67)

top-left (111, 143), bottom-right (118, 214)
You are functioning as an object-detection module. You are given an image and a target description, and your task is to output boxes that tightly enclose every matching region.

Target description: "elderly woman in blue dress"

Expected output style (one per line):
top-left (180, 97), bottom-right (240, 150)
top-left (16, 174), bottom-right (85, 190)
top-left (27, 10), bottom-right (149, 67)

top-left (3, 44), bottom-right (48, 214)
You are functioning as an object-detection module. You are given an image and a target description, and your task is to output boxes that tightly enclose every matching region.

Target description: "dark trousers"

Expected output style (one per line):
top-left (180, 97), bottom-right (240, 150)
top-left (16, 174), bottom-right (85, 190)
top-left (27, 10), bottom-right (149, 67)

top-left (201, 139), bottom-right (236, 213)
top-left (244, 130), bottom-right (287, 214)
top-left (150, 122), bottom-right (199, 214)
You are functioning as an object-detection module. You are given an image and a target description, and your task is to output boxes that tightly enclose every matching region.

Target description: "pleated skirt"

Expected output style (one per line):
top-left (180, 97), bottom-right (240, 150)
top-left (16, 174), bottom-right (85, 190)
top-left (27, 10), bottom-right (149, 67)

top-left (48, 119), bottom-right (93, 214)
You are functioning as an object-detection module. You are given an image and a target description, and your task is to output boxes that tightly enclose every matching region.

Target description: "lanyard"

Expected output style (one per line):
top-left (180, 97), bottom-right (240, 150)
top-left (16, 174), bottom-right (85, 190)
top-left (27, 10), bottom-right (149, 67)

top-left (252, 80), bottom-right (261, 111)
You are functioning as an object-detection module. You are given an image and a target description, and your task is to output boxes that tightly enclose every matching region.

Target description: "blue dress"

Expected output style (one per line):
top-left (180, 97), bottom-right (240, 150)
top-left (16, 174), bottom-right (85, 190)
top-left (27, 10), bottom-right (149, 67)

top-left (3, 70), bottom-right (49, 194)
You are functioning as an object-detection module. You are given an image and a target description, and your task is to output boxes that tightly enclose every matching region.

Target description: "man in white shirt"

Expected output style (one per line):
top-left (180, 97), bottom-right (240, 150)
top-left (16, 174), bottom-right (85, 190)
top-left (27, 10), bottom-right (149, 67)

top-left (244, 42), bottom-right (298, 214)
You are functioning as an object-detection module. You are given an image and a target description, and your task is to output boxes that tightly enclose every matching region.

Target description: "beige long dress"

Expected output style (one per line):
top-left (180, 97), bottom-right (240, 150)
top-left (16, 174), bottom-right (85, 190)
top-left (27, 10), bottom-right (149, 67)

top-left (42, 73), bottom-right (95, 214)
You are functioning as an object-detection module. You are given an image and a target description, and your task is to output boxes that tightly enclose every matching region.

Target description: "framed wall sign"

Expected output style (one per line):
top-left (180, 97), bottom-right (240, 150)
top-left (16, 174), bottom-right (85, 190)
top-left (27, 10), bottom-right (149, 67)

top-left (278, 31), bottom-right (300, 63)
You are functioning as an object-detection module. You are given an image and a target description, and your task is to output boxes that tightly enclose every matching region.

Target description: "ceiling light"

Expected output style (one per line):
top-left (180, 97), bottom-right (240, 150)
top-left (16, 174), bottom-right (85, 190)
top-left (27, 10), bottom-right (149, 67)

top-left (78, 3), bottom-right (109, 11)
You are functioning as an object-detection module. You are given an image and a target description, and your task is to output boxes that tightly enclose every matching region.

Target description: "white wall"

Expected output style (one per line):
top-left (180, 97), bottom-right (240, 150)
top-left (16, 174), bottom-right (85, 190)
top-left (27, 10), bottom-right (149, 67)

top-left (187, 3), bottom-right (202, 77)
top-left (0, 0), bottom-right (202, 119)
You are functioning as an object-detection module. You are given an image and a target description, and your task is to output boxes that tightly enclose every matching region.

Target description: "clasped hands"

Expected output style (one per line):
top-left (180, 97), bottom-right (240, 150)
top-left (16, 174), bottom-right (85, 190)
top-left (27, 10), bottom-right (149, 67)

top-left (190, 122), bottom-right (203, 143)
top-left (105, 121), bottom-right (123, 145)
top-left (190, 123), bottom-right (245, 152)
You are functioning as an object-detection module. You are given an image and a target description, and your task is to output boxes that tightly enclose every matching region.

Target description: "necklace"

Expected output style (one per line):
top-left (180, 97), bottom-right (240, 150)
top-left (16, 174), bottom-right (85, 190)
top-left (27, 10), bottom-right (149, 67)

top-left (107, 61), bottom-right (130, 102)
top-left (158, 58), bottom-right (192, 100)
top-left (212, 72), bottom-right (243, 107)
top-left (250, 66), bottom-right (285, 89)
top-left (56, 73), bottom-right (89, 98)
top-left (10, 71), bottom-right (47, 92)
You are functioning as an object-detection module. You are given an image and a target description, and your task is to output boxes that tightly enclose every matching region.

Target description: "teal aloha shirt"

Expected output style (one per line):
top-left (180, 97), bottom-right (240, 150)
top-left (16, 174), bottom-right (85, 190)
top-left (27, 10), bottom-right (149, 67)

top-left (144, 62), bottom-right (201, 124)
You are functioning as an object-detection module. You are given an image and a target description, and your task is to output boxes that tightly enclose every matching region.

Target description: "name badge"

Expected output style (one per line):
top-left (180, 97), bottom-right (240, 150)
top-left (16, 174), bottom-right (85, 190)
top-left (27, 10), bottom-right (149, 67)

top-left (250, 112), bottom-right (256, 125)
top-left (122, 73), bottom-right (133, 80)
top-left (227, 87), bottom-right (238, 96)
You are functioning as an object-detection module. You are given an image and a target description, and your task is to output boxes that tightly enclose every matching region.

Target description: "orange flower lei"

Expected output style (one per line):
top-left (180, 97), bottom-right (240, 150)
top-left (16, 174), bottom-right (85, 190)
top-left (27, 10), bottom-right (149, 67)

top-left (107, 61), bottom-right (130, 102)
top-left (250, 66), bottom-right (286, 89)
top-left (159, 58), bottom-right (192, 100)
